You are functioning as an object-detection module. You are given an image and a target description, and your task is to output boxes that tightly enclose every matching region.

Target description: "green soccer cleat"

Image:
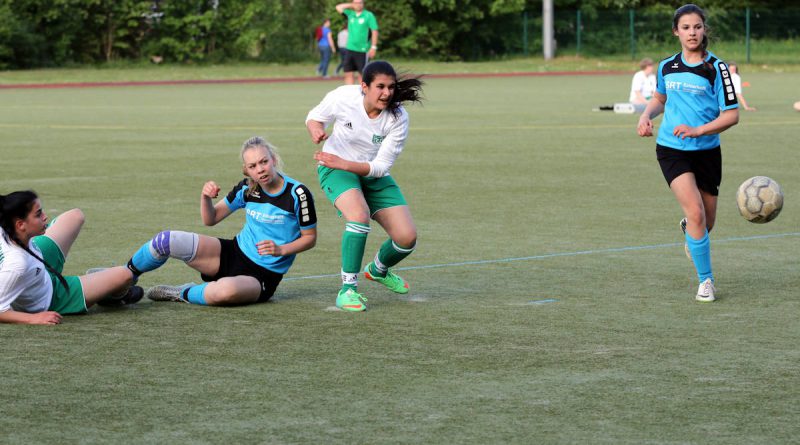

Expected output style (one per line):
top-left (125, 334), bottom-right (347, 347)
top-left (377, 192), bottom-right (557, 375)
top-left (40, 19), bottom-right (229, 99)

top-left (363, 263), bottom-right (409, 294)
top-left (336, 288), bottom-right (367, 312)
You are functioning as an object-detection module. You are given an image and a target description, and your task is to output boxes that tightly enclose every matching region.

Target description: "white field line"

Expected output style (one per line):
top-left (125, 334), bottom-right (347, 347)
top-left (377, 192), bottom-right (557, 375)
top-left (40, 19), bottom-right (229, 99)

top-left (285, 232), bottom-right (800, 281)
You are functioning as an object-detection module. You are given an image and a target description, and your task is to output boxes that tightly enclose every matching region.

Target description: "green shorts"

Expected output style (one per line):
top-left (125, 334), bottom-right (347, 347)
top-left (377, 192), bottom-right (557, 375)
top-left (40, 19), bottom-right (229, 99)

top-left (31, 235), bottom-right (87, 315)
top-left (318, 166), bottom-right (407, 216)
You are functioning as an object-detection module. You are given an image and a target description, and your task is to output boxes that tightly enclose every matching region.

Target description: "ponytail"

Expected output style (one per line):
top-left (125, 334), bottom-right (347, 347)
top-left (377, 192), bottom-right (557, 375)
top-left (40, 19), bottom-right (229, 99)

top-left (0, 190), bottom-right (69, 290)
top-left (14, 234), bottom-right (70, 291)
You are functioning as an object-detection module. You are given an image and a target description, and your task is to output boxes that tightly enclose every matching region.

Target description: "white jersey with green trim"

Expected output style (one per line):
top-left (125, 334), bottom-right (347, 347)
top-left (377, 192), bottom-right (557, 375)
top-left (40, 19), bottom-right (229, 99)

top-left (0, 230), bottom-right (52, 313)
top-left (306, 85), bottom-right (409, 178)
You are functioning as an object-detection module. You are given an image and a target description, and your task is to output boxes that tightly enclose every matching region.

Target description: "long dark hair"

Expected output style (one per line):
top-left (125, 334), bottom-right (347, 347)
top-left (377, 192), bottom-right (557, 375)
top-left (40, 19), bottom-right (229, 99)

top-left (362, 61), bottom-right (424, 117)
top-left (0, 191), bottom-right (69, 289)
top-left (673, 4), bottom-right (715, 74)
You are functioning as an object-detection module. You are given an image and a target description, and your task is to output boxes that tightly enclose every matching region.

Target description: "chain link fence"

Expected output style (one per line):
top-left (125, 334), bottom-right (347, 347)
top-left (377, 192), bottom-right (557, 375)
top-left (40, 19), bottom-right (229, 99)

top-left (508, 8), bottom-right (800, 63)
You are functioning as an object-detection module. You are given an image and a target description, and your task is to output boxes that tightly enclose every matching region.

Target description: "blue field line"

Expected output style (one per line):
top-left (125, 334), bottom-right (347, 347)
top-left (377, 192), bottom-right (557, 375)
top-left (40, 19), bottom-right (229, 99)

top-left (528, 299), bottom-right (559, 305)
top-left (284, 231), bottom-right (800, 282)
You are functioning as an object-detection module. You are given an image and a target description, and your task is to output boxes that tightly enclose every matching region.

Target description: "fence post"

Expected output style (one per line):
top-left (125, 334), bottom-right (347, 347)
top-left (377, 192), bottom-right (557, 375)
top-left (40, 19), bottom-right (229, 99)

top-left (523, 10), bottom-right (529, 56)
top-left (746, 7), bottom-right (751, 63)
top-left (576, 10), bottom-right (582, 55)
top-left (543, 0), bottom-right (554, 59)
top-left (629, 9), bottom-right (636, 60)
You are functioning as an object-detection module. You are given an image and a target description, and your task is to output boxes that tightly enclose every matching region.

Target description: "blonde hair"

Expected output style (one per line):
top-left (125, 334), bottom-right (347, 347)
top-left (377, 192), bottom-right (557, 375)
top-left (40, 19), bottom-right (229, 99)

top-left (240, 136), bottom-right (284, 196)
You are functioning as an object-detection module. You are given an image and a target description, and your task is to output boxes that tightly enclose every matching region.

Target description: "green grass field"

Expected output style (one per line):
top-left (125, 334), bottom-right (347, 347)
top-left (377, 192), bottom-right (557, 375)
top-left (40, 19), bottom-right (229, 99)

top-left (1, 69), bottom-right (799, 444)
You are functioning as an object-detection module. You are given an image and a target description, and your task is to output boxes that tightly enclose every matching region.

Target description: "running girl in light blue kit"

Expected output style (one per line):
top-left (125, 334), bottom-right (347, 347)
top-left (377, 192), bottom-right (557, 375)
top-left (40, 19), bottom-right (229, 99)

top-left (638, 4), bottom-right (739, 302)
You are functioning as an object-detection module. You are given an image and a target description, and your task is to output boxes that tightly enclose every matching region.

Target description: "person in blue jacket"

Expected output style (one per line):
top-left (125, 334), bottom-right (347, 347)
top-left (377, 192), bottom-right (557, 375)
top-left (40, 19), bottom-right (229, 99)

top-left (317, 18), bottom-right (336, 78)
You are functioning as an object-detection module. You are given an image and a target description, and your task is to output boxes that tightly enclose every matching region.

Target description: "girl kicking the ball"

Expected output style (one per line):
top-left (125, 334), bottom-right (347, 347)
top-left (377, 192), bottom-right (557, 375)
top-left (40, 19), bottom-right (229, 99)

top-left (305, 60), bottom-right (424, 312)
top-left (637, 3), bottom-right (739, 302)
top-left (0, 192), bottom-right (142, 325)
top-left (126, 136), bottom-right (317, 306)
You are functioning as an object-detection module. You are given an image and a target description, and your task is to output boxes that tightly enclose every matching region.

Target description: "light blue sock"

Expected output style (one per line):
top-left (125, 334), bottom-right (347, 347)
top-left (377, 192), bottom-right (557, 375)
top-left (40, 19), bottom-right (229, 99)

top-left (686, 229), bottom-right (713, 283)
top-left (130, 242), bottom-right (166, 274)
top-left (185, 283), bottom-right (209, 305)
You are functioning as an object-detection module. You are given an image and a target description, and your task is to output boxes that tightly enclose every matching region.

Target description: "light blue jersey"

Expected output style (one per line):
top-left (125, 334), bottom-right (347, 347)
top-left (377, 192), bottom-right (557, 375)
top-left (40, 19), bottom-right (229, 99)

top-left (656, 51), bottom-right (738, 151)
top-left (225, 176), bottom-right (317, 274)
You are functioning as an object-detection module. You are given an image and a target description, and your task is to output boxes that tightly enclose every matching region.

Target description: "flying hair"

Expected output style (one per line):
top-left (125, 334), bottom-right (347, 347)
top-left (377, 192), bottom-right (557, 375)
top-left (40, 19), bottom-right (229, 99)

top-left (362, 61), bottom-right (425, 117)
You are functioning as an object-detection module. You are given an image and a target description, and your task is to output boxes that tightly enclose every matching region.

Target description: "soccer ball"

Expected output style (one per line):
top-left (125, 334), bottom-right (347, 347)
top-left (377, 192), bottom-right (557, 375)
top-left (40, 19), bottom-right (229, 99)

top-left (736, 176), bottom-right (784, 223)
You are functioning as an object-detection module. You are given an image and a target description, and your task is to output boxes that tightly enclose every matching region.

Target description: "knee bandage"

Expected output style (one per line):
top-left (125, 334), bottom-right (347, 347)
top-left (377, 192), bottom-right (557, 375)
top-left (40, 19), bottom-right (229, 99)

top-left (150, 230), bottom-right (199, 262)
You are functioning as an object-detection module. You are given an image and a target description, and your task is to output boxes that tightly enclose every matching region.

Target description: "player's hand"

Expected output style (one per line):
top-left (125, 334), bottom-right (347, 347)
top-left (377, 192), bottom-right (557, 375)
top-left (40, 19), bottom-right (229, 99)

top-left (314, 151), bottom-right (344, 170)
top-left (30, 311), bottom-right (62, 325)
top-left (368, 48), bottom-right (377, 59)
top-left (309, 127), bottom-right (329, 144)
top-left (637, 116), bottom-right (653, 137)
top-left (256, 240), bottom-right (283, 256)
top-left (673, 124), bottom-right (700, 139)
top-left (202, 181), bottom-right (221, 199)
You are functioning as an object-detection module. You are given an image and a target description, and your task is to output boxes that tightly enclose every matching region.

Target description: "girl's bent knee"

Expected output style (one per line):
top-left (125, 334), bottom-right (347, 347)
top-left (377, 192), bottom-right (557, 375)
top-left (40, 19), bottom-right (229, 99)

top-left (63, 208), bottom-right (85, 226)
top-left (396, 234), bottom-right (417, 249)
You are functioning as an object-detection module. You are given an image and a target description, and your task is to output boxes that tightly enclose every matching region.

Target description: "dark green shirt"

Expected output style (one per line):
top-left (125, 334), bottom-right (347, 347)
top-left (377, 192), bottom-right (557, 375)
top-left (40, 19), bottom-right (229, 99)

top-left (343, 9), bottom-right (378, 53)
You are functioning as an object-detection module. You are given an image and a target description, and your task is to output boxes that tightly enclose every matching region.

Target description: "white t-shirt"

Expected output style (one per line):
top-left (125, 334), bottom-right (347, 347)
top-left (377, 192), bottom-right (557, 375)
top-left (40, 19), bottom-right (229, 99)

top-left (731, 72), bottom-right (742, 95)
top-left (0, 230), bottom-right (53, 313)
top-left (337, 29), bottom-right (348, 49)
top-left (629, 70), bottom-right (656, 102)
top-left (306, 85), bottom-right (409, 178)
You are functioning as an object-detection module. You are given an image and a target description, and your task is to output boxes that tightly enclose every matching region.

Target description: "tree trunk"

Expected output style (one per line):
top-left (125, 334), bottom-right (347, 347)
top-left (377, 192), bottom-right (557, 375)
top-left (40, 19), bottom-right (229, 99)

top-left (105, 11), bottom-right (114, 61)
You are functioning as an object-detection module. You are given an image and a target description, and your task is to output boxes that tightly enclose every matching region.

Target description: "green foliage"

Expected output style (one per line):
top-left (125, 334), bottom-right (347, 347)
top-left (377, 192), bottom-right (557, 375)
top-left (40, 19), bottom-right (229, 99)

top-left (0, 0), bottom-right (799, 67)
top-left (379, 0), bottom-right (531, 60)
top-left (89, 0), bottom-right (154, 61)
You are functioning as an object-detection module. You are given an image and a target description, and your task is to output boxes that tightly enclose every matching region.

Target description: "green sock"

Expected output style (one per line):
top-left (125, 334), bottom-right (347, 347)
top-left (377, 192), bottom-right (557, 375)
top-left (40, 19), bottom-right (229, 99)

top-left (371, 239), bottom-right (415, 277)
top-left (342, 222), bottom-right (370, 290)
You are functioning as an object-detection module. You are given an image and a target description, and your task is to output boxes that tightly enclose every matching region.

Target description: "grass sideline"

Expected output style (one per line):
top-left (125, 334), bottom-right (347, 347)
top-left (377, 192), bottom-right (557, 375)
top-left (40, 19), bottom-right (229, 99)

top-left (2, 51), bottom-right (800, 86)
top-left (1, 70), bottom-right (799, 443)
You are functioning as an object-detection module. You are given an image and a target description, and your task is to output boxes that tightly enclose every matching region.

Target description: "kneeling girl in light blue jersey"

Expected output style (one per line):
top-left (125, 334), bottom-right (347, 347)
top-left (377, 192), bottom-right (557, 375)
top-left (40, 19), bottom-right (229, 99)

top-left (637, 4), bottom-right (739, 302)
top-left (127, 137), bottom-right (317, 306)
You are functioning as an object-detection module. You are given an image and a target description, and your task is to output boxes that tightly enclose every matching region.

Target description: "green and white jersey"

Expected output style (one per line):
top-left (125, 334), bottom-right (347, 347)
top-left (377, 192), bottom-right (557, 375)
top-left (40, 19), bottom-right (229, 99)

top-left (343, 8), bottom-right (378, 53)
top-left (306, 85), bottom-right (409, 178)
top-left (0, 230), bottom-right (52, 313)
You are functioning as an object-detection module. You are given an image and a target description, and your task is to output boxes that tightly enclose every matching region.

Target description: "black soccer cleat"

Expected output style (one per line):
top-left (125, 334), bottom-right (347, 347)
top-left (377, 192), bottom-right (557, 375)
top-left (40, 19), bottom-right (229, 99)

top-left (98, 285), bottom-right (144, 307)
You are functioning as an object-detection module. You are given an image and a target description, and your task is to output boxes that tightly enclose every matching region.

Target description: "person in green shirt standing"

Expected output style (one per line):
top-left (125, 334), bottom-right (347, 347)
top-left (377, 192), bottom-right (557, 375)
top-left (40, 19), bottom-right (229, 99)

top-left (335, 0), bottom-right (379, 85)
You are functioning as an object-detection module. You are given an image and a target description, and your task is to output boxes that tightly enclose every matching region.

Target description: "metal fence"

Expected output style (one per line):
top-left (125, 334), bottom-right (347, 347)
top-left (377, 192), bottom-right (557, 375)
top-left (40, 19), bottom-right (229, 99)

top-left (514, 8), bottom-right (800, 62)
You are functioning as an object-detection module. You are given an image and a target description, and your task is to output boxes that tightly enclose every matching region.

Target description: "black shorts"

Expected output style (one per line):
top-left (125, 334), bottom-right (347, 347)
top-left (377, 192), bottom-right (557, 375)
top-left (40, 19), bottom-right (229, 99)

top-left (200, 238), bottom-right (283, 302)
top-left (342, 50), bottom-right (367, 74)
top-left (656, 145), bottom-right (722, 196)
